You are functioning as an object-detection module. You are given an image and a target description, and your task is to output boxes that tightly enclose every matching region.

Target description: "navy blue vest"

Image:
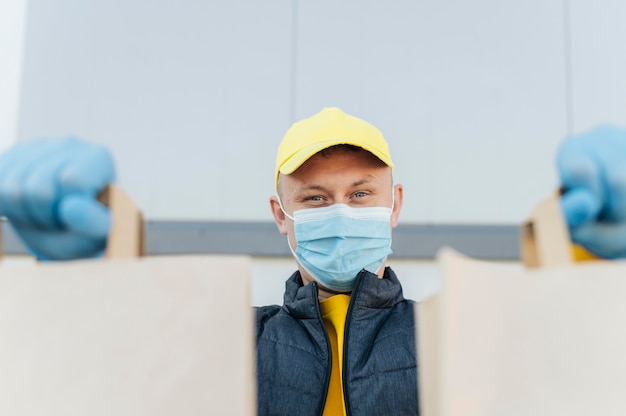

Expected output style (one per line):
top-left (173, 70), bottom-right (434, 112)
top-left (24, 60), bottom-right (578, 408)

top-left (256, 268), bottom-right (419, 416)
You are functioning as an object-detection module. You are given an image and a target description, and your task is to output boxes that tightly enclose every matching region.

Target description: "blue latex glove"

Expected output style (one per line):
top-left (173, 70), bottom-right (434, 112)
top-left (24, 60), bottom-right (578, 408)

top-left (557, 125), bottom-right (626, 258)
top-left (0, 137), bottom-right (115, 260)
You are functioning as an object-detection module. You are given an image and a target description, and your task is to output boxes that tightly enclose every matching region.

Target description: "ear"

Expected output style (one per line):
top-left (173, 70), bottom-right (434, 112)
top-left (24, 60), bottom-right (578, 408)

top-left (391, 184), bottom-right (403, 228)
top-left (269, 195), bottom-right (289, 235)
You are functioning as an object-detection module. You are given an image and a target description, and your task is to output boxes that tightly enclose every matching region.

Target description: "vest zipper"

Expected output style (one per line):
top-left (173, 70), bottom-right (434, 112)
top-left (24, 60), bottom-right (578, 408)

top-left (341, 274), bottom-right (363, 416)
top-left (313, 282), bottom-right (333, 416)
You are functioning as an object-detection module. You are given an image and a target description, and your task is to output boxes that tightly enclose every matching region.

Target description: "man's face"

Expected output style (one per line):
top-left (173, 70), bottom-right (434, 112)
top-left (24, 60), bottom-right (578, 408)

top-left (270, 147), bottom-right (403, 294)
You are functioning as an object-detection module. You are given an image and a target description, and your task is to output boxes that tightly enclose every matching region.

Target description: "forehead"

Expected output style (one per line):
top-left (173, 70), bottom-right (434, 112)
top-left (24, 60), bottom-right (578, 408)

top-left (279, 147), bottom-right (391, 193)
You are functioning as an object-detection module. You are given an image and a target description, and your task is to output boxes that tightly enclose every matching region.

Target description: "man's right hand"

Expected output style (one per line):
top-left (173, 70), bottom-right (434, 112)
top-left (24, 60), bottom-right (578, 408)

top-left (0, 138), bottom-right (115, 260)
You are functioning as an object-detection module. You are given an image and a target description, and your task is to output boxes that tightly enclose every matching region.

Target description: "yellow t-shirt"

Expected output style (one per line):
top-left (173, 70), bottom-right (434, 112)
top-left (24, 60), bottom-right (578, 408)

top-left (572, 244), bottom-right (599, 261)
top-left (319, 294), bottom-right (350, 416)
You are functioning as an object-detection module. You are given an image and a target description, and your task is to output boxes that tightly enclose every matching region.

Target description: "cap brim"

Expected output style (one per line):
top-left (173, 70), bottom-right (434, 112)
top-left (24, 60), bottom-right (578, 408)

top-left (278, 139), bottom-right (394, 177)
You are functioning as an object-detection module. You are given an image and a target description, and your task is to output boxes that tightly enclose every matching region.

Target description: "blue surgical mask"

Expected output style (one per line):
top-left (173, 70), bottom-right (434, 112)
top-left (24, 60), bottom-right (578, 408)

top-left (279, 200), bottom-right (393, 292)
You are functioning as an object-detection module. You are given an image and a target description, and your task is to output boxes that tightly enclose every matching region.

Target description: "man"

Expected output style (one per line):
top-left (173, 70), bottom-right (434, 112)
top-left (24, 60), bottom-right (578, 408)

top-left (1, 108), bottom-right (626, 415)
top-left (261, 108), bottom-right (415, 414)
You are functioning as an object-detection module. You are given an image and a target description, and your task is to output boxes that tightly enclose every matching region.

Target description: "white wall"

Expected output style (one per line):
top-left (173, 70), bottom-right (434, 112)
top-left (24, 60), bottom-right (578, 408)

top-left (0, 0), bottom-right (27, 153)
top-left (5, 2), bottom-right (626, 223)
top-left (17, 0), bottom-right (293, 222)
top-left (293, 1), bottom-right (568, 224)
top-left (15, 0), bottom-right (614, 225)
top-left (569, 0), bottom-right (626, 132)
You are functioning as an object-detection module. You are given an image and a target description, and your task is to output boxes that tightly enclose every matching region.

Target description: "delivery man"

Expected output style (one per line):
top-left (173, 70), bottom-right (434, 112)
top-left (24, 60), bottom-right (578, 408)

top-left (0, 108), bottom-right (624, 415)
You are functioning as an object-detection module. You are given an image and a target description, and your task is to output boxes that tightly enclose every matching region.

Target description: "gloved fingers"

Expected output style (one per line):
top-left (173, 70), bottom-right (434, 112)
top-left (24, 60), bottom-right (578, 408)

top-left (14, 227), bottom-right (107, 261)
top-left (0, 138), bottom-right (115, 230)
top-left (570, 221), bottom-right (626, 259)
top-left (559, 125), bottom-right (626, 223)
top-left (560, 188), bottom-right (600, 228)
top-left (0, 139), bottom-right (62, 226)
top-left (56, 140), bottom-right (115, 195)
top-left (21, 138), bottom-right (114, 228)
top-left (58, 194), bottom-right (111, 240)
top-left (594, 129), bottom-right (626, 222)
top-left (20, 139), bottom-right (88, 228)
top-left (557, 137), bottom-right (603, 225)
top-left (602, 161), bottom-right (626, 222)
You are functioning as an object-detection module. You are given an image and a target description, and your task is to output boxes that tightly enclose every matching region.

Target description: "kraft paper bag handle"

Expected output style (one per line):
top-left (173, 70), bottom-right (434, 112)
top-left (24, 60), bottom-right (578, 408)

top-left (0, 185), bottom-right (144, 261)
top-left (521, 192), bottom-right (573, 268)
top-left (98, 185), bottom-right (145, 259)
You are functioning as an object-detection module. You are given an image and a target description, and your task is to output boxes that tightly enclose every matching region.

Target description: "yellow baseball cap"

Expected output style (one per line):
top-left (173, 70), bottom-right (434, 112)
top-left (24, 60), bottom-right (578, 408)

top-left (275, 107), bottom-right (394, 186)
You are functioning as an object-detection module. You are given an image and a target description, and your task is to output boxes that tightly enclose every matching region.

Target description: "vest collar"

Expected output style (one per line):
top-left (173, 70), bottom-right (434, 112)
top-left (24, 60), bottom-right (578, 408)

top-left (282, 267), bottom-right (406, 319)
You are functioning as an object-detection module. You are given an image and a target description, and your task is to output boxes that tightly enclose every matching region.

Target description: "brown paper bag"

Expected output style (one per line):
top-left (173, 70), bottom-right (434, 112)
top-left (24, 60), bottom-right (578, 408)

top-left (418, 194), bottom-right (626, 416)
top-left (0, 187), bottom-right (255, 416)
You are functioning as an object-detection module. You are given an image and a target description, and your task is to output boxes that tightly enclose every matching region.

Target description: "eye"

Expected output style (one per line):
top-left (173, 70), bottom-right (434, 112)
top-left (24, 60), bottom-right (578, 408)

top-left (353, 191), bottom-right (368, 199)
top-left (300, 195), bottom-right (329, 207)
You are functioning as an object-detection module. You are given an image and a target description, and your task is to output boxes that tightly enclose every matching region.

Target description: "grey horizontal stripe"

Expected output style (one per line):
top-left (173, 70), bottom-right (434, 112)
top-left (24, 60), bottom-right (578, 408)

top-left (2, 221), bottom-right (521, 260)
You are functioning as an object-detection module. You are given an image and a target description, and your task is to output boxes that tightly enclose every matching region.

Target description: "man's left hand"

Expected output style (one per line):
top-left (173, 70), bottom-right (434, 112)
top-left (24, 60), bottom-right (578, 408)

top-left (558, 125), bottom-right (626, 258)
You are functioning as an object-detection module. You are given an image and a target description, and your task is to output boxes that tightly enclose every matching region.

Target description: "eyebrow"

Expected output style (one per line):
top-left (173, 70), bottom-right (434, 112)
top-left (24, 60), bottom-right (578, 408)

top-left (350, 178), bottom-right (374, 187)
top-left (294, 184), bottom-right (329, 195)
top-left (295, 178), bottom-right (377, 195)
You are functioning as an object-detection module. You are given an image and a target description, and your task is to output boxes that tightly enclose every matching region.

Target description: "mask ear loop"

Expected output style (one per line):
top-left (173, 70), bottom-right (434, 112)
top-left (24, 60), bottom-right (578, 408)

top-left (388, 188), bottom-right (396, 250)
top-left (276, 196), bottom-right (295, 221)
top-left (276, 196), bottom-right (299, 257)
